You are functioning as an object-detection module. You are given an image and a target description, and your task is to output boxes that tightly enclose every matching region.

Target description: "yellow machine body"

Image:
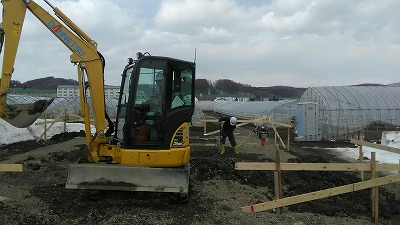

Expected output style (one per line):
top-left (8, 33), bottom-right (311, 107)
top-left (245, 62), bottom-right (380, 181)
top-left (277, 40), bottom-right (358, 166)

top-left (0, 0), bottom-right (196, 194)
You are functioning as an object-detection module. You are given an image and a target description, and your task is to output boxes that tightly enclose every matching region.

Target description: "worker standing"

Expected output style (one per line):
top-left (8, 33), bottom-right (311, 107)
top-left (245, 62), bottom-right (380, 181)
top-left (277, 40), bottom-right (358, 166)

top-left (218, 116), bottom-right (238, 154)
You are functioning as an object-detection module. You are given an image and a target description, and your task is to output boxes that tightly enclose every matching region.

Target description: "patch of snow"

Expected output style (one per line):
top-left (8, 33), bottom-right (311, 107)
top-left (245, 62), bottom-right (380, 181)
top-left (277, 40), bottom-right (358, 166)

top-left (327, 131), bottom-right (400, 164)
top-left (0, 118), bottom-right (91, 145)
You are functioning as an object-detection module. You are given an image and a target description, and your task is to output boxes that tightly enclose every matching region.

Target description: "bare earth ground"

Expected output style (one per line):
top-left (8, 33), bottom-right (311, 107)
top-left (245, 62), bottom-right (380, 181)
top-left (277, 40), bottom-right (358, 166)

top-left (0, 126), bottom-right (400, 225)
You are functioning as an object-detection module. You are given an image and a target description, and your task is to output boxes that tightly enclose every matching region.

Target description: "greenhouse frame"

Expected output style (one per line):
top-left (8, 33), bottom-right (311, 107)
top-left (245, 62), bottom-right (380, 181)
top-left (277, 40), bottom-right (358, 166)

top-left (7, 85), bottom-right (400, 142)
top-left (6, 95), bottom-right (205, 127)
top-left (195, 100), bottom-right (298, 124)
top-left (298, 86), bottom-right (400, 141)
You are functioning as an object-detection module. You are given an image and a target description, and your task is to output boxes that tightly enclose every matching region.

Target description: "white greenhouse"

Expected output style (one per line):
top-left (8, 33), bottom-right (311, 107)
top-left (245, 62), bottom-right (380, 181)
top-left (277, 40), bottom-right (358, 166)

top-left (297, 86), bottom-right (400, 141)
top-left (6, 95), bottom-right (205, 127)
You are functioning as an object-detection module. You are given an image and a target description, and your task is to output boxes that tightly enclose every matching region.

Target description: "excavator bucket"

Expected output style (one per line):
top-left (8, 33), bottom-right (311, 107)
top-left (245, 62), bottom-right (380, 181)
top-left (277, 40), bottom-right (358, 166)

top-left (65, 163), bottom-right (190, 193)
top-left (1, 98), bottom-right (54, 128)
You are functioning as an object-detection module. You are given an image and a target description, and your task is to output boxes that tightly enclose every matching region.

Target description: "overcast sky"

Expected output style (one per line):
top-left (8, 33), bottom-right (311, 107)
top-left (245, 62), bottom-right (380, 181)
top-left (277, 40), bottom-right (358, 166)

top-left (2, 0), bottom-right (400, 87)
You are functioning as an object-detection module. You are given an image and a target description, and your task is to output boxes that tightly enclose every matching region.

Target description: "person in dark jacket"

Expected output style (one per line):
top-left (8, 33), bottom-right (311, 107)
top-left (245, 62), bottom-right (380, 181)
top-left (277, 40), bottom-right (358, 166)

top-left (218, 116), bottom-right (238, 154)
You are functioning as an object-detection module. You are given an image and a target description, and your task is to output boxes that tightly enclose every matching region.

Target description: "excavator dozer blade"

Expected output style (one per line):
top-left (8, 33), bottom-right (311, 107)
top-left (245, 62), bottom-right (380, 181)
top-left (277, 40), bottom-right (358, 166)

top-left (65, 163), bottom-right (190, 193)
top-left (1, 98), bottom-right (54, 128)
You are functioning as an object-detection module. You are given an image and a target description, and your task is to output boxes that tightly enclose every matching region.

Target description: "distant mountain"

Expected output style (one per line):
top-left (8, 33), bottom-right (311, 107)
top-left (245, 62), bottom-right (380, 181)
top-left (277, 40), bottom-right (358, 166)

top-left (252, 86), bottom-right (306, 99)
top-left (10, 77), bottom-right (306, 99)
top-left (11, 76), bottom-right (400, 100)
top-left (11, 76), bottom-right (78, 89)
top-left (352, 83), bottom-right (385, 86)
top-left (195, 79), bottom-right (306, 100)
top-left (352, 82), bottom-right (400, 87)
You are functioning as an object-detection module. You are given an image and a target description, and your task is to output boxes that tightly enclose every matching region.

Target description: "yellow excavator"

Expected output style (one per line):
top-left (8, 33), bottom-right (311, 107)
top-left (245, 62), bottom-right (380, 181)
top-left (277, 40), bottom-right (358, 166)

top-left (0, 0), bottom-right (195, 198)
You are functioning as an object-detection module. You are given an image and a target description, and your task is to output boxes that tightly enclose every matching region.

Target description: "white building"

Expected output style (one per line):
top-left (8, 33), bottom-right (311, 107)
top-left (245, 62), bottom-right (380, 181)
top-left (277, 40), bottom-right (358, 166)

top-left (57, 85), bottom-right (120, 98)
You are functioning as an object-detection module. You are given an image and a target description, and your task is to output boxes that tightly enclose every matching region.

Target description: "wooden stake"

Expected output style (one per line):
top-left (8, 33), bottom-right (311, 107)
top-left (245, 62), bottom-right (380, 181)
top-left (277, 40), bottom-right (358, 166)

top-left (271, 124), bottom-right (286, 149)
top-left (44, 113), bottom-right (47, 141)
top-left (202, 116), bottom-right (271, 136)
top-left (241, 174), bottom-right (400, 213)
top-left (370, 152), bottom-right (378, 224)
top-left (63, 108), bottom-right (67, 133)
top-left (287, 128), bottom-right (290, 151)
top-left (274, 144), bottom-right (283, 214)
top-left (396, 159), bottom-right (400, 201)
top-left (0, 164), bottom-right (23, 172)
top-left (351, 139), bottom-right (400, 154)
top-left (359, 144), bottom-right (364, 181)
top-left (235, 162), bottom-right (400, 172)
top-left (37, 111), bottom-right (64, 142)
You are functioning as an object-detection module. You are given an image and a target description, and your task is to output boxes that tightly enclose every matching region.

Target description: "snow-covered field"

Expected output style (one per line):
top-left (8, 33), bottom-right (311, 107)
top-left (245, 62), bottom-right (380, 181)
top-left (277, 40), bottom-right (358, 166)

top-left (0, 118), bottom-right (90, 145)
top-left (328, 131), bottom-right (400, 164)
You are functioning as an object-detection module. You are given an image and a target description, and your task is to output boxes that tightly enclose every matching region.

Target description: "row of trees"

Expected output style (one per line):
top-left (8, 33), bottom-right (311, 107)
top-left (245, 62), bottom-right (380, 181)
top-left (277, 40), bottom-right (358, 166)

top-left (7, 76), bottom-right (305, 99)
top-left (195, 79), bottom-right (251, 95)
top-left (9, 76), bottom-right (77, 89)
top-left (195, 78), bottom-right (306, 99)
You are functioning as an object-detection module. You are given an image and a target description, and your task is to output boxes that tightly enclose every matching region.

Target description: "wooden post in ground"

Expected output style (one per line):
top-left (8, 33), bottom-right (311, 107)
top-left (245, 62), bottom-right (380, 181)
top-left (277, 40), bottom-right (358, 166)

top-left (271, 124), bottom-right (286, 149)
top-left (287, 128), bottom-right (290, 151)
top-left (241, 174), bottom-right (400, 213)
top-left (36, 111), bottom-right (64, 142)
top-left (274, 144), bottom-right (283, 214)
top-left (44, 113), bottom-right (47, 141)
top-left (0, 164), bottom-right (23, 202)
top-left (63, 108), bottom-right (67, 133)
top-left (370, 152), bottom-right (378, 224)
top-left (359, 143), bottom-right (364, 181)
top-left (397, 159), bottom-right (400, 201)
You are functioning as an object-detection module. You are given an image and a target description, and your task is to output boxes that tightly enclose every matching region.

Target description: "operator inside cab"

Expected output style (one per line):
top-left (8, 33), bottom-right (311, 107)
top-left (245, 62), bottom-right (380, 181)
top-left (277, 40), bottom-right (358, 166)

top-left (148, 71), bottom-right (165, 114)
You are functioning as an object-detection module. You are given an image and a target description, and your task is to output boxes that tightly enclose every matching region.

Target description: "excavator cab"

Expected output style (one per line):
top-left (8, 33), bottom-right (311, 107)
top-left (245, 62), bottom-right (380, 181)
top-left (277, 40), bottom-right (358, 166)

top-left (115, 54), bottom-right (195, 149)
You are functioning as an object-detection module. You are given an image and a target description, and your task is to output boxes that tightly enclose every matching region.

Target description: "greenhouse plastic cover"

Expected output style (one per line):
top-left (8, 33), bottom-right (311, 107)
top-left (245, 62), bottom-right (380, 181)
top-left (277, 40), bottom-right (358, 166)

top-left (7, 95), bottom-right (204, 127)
top-left (196, 100), bottom-right (298, 123)
top-left (300, 86), bottom-right (400, 140)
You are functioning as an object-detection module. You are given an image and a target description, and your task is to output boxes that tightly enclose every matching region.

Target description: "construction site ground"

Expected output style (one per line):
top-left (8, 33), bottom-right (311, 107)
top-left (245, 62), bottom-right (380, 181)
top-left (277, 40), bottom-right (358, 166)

top-left (1, 125), bottom-right (400, 225)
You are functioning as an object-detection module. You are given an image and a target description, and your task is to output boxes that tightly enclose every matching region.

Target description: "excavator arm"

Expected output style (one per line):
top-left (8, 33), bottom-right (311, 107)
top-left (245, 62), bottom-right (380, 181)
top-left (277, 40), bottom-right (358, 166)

top-left (0, 0), bottom-right (53, 128)
top-left (0, 0), bottom-right (108, 161)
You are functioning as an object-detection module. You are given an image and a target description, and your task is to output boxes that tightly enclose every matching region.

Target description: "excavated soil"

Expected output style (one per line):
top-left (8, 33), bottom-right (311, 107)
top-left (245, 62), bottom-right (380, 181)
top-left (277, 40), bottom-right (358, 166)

top-left (0, 126), bottom-right (400, 225)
